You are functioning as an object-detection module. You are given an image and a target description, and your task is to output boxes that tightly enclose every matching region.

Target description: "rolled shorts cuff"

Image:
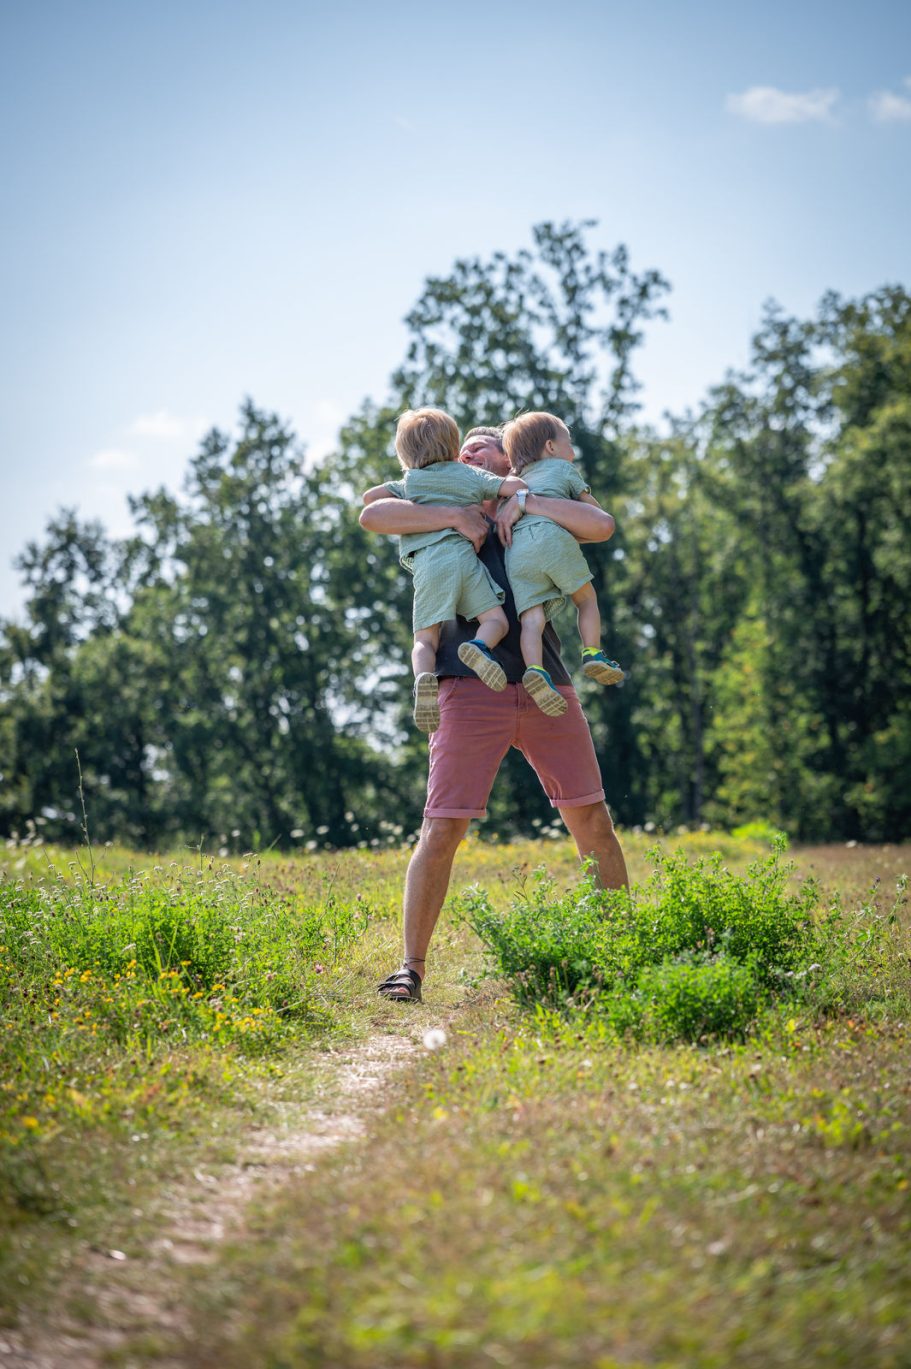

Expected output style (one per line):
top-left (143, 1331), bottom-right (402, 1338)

top-left (549, 787), bottom-right (605, 810)
top-left (423, 803), bottom-right (487, 819)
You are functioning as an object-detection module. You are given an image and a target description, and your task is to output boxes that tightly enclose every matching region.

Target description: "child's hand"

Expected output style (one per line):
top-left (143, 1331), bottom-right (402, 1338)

top-left (451, 505), bottom-right (489, 552)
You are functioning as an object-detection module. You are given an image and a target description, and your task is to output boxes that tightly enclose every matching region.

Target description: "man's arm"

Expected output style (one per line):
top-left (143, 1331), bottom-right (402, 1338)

top-left (495, 490), bottom-right (615, 547)
top-left (359, 498), bottom-right (490, 553)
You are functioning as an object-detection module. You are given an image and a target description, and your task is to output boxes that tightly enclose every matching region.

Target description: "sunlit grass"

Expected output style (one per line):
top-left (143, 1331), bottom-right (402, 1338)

top-left (2, 833), bottom-right (910, 1362)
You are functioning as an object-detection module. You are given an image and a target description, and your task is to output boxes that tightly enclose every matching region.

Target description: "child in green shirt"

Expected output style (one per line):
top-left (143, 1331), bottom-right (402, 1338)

top-left (501, 411), bottom-right (625, 718)
top-left (362, 408), bottom-right (526, 732)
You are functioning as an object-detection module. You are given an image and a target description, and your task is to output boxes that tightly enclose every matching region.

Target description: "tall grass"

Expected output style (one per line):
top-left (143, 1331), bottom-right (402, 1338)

top-left (0, 859), bottom-right (370, 1219)
top-left (457, 842), bottom-right (911, 1043)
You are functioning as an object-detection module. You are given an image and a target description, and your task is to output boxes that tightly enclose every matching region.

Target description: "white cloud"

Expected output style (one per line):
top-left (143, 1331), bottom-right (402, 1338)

top-left (725, 85), bottom-right (839, 125)
top-left (127, 410), bottom-right (208, 440)
top-left (87, 448), bottom-right (141, 471)
top-left (869, 77), bottom-right (911, 123)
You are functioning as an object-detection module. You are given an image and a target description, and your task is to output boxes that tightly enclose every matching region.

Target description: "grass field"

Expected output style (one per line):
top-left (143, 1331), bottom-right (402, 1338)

top-left (1, 832), bottom-right (909, 1366)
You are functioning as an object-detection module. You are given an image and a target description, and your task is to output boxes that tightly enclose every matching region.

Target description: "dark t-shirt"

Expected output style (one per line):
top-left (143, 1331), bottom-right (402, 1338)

top-left (436, 523), bottom-right (570, 685)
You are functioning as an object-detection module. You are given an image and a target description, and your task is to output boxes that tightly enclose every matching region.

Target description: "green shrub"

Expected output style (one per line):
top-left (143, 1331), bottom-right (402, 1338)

top-left (457, 843), bottom-right (824, 1043)
top-left (608, 952), bottom-right (766, 1043)
top-left (729, 820), bottom-right (788, 845)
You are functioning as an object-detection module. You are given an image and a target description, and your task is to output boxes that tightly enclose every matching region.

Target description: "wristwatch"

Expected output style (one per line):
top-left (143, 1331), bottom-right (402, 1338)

top-left (516, 489), bottom-right (528, 515)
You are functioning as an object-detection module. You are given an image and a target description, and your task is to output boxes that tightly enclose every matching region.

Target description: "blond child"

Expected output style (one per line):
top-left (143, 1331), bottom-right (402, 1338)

top-left (362, 408), bottom-right (526, 732)
top-left (501, 412), bottom-right (624, 718)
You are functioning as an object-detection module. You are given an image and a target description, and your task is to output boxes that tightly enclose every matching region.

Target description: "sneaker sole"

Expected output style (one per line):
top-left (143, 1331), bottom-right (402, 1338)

top-left (458, 642), bottom-right (507, 692)
top-left (522, 669), bottom-right (568, 717)
top-left (413, 673), bottom-right (440, 732)
top-left (582, 660), bottom-right (625, 686)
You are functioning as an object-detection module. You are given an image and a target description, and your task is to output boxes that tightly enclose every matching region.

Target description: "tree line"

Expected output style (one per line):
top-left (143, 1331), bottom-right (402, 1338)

top-left (2, 222), bottom-right (909, 849)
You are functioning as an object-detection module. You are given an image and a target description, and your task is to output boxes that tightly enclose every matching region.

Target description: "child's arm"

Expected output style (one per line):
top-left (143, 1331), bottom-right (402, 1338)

top-left (362, 484), bottom-right (393, 505)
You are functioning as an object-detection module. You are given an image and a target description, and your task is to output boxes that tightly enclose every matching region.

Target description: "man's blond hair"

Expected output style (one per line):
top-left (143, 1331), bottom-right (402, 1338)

top-left (502, 412), bottom-right (567, 475)
top-left (394, 408), bottom-right (460, 470)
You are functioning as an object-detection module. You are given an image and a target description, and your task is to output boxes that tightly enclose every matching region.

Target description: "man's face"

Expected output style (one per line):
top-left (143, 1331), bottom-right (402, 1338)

top-left (459, 436), bottom-right (511, 478)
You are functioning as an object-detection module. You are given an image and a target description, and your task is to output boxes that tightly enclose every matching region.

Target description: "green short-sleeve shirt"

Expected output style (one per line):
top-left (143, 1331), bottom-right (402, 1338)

top-left (519, 458), bottom-right (590, 529)
top-left (384, 461), bottom-right (506, 568)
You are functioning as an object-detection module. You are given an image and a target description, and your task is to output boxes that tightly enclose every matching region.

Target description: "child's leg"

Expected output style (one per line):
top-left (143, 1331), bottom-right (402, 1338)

top-left (570, 585), bottom-right (625, 686)
top-left (570, 583), bottom-right (600, 650)
top-left (412, 626), bottom-right (440, 679)
top-left (474, 607), bottom-right (508, 650)
top-left (519, 606), bottom-right (547, 668)
top-left (412, 625), bottom-right (441, 733)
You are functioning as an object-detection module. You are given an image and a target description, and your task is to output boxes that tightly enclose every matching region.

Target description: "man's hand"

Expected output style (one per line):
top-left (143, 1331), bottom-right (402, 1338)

top-left (495, 495), bottom-right (524, 548)
top-left (450, 504), bottom-right (489, 553)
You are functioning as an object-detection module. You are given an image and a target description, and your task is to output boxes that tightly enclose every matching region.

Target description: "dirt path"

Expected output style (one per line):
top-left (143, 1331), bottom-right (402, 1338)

top-left (0, 1026), bottom-right (423, 1368)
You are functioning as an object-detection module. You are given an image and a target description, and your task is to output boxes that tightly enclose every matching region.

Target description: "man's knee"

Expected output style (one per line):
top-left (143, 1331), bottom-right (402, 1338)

top-left (418, 816), bottom-right (469, 860)
top-left (560, 800), bottom-right (615, 840)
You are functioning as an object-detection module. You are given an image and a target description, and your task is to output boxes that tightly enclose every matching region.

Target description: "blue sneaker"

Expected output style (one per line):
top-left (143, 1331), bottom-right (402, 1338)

top-left (522, 667), bottom-right (568, 717)
top-left (458, 639), bottom-right (507, 692)
top-left (581, 649), bottom-right (625, 686)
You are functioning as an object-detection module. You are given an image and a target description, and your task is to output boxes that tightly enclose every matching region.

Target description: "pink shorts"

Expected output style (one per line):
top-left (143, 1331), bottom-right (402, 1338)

top-left (425, 677), bottom-right (605, 819)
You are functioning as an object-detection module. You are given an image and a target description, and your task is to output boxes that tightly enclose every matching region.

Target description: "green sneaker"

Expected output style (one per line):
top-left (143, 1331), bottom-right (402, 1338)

top-left (581, 649), bottom-right (625, 686)
top-left (413, 672), bottom-right (440, 733)
top-left (522, 667), bottom-right (568, 717)
top-left (458, 640), bottom-right (507, 692)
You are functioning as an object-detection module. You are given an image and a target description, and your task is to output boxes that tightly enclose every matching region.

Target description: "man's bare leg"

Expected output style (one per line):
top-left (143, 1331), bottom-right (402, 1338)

top-left (558, 800), bottom-right (629, 890)
top-left (388, 817), bottom-right (469, 992)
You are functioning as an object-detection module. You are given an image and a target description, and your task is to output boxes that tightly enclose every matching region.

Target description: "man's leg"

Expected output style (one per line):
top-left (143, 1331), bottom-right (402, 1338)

top-left (381, 679), bottom-right (512, 999)
top-left (401, 816), bottom-right (470, 976)
top-left (558, 800), bottom-right (629, 890)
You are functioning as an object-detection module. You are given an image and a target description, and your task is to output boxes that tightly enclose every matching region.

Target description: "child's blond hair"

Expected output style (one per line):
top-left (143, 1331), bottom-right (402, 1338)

top-left (502, 412), bottom-right (568, 475)
top-left (394, 408), bottom-right (460, 470)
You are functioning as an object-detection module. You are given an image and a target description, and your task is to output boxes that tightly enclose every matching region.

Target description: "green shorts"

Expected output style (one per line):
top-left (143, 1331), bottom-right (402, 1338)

top-left (505, 520), bottom-right (593, 620)
top-left (411, 537), bottom-right (505, 633)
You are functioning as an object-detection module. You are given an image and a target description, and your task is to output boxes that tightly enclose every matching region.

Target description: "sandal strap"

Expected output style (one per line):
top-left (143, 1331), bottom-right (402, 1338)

top-left (377, 966), bottom-right (422, 999)
top-left (378, 968), bottom-right (420, 988)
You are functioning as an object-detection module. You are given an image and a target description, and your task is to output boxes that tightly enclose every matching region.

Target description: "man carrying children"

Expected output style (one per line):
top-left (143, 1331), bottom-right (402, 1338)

top-left (360, 422), bottom-right (629, 1002)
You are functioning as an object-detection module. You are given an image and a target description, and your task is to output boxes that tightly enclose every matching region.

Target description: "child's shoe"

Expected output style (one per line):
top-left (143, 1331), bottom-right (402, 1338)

top-left (458, 639), bottom-right (507, 692)
top-left (413, 672), bottom-right (440, 733)
top-left (522, 666), bottom-right (568, 717)
top-left (581, 648), bottom-right (625, 686)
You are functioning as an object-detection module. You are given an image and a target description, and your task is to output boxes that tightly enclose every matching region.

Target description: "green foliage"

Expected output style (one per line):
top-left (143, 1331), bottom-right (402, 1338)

top-left (0, 864), bottom-right (370, 1157)
top-left (1, 226), bottom-right (910, 845)
top-left (607, 951), bottom-right (765, 1043)
top-left (458, 844), bottom-right (858, 1042)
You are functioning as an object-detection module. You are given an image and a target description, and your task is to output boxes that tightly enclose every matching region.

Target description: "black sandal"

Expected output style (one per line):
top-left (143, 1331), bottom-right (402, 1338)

top-left (377, 966), bottom-right (423, 1003)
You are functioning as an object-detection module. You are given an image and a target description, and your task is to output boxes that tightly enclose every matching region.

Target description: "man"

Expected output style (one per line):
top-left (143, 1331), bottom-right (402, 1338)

top-left (360, 426), bottom-right (629, 1002)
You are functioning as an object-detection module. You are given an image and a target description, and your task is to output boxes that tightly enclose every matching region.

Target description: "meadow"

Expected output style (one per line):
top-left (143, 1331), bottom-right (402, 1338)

top-left (1, 831), bottom-right (909, 1366)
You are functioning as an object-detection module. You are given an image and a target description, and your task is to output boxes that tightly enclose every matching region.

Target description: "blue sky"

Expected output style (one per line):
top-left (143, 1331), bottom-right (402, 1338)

top-left (1, 0), bottom-right (909, 616)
